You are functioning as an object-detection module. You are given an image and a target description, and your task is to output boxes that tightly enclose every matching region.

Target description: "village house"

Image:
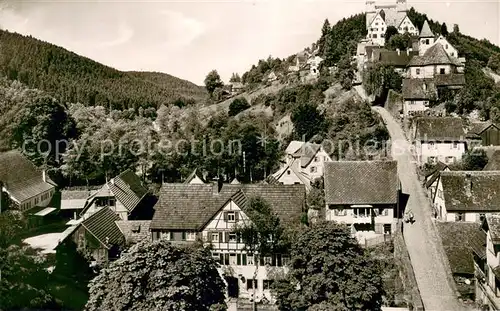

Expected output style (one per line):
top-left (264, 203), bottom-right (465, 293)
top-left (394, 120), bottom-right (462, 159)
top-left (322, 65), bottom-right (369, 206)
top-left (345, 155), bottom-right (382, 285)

top-left (287, 51), bottom-right (309, 73)
top-left (324, 161), bottom-right (400, 241)
top-left (60, 189), bottom-right (96, 221)
top-left (227, 82), bottom-right (244, 96)
top-left (79, 169), bottom-right (150, 221)
top-left (269, 141), bottom-right (332, 188)
top-left (149, 182), bottom-right (305, 302)
top-left (408, 42), bottom-right (465, 79)
top-left (475, 214), bottom-right (500, 310)
top-left (306, 55), bottom-right (324, 76)
top-left (0, 150), bottom-right (57, 212)
top-left (371, 48), bottom-right (418, 74)
top-left (423, 161), bottom-right (450, 202)
top-left (184, 168), bottom-right (206, 184)
top-left (411, 117), bottom-right (467, 166)
top-left (116, 220), bottom-right (151, 246)
top-left (433, 171), bottom-right (500, 222)
top-left (402, 78), bottom-right (437, 117)
top-left (365, 0), bottom-right (417, 46)
top-left (57, 206), bottom-right (125, 265)
top-left (436, 221), bottom-right (485, 299)
top-left (467, 121), bottom-right (500, 147)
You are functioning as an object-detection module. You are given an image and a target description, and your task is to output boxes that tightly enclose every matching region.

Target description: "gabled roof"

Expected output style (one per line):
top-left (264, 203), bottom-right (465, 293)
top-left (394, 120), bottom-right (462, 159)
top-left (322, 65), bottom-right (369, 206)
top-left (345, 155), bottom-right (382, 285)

top-left (324, 161), bottom-right (399, 205)
top-left (115, 220), bottom-right (151, 244)
top-left (285, 141), bottom-right (305, 154)
top-left (413, 117), bottom-right (466, 141)
top-left (293, 143), bottom-right (322, 167)
top-left (150, 183), bottom-right (306, 230)
top-left (419, 20), bottom-right (434, 38)
top-left (107, 169), bottom-right (148, 213)
top-left (184, 168), bottom-right (206, 184)
top-left (61, 190), bottom-right (94, 210)
top-left (441, 171), bottom-right (500, 212)
top-left (424, 162), bottom-right (450, 189)
top-left (268, 161), bottom-right (312, 190)
top-left (468, 121), bottom-right (500, 136)
top-left (402, 79), bottom-right (436, 100)
top-left (408, 43), bottom-right (463, 67)
top-left (484, 150), bottom-right (500, 171)
top-left (0, 150), bottom-right (56, 203)
top-left (81, 207), bottom-right (124, 249)
top-left (437, 222), bottom-right (485, 275)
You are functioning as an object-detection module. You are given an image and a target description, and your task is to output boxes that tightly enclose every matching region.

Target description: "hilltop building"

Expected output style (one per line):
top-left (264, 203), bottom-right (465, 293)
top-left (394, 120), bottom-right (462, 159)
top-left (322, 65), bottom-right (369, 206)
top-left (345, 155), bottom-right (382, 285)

top-left (365, 0), bottom-right (418, 46)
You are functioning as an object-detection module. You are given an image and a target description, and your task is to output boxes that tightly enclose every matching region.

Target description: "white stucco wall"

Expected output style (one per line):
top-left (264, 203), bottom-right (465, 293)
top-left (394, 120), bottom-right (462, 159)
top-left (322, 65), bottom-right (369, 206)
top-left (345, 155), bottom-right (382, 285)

top-left (367, 14), bottom-right (386, 46)
top-left (403, 100), bottom-right (428, 116)
top-left (415, 141), bottom-right (466, 166)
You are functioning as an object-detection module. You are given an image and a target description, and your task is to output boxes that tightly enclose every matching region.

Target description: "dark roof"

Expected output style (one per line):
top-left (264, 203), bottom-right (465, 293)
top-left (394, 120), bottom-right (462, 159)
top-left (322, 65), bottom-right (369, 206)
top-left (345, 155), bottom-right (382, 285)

top-left (434, 74), bottom-right (466, 86)
top-left (424, 162), bottom-right (449, 189)
top-left (61, 190), bottom-right (93, 201)
top-left (486, 214), bottom-right (500, 243)
top-left (441, 171), bottom-right (500, 212)
top-left (402, 78), bottom-right (436, 100)
top-left (419, 20), bottom-right (434, 38)
top-left (468, 121), bottom-right (500, 137)
top-left (0, 150), bottom-right (56, 202)
top-left (107, 169), bottom-right (148, 213)
top-left (151, 183), bottom-right (305, 230)
top-left (374, 49), bottom-right (419, 67)
top-left (115, 220), bottom-right (151, 244)
top-left (437, 222), bottom-right (485, 275)
top-left (324, 161), bottom-right (399, 205)
top-left (408, 43), bottom-right (462, 67)
top-left (81, 207), bottom-right (124, 249)
top-left (414, 117), bottom-right (466, 141)
top-left (484, 150), bottom-right (500, 171)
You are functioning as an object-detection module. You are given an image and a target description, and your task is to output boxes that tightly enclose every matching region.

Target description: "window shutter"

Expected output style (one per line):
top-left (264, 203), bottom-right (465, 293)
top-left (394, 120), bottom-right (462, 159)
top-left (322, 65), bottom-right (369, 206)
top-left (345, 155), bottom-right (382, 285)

top-left (223, 212), bottom-right (228, 221)
top-left (182, 232), bottom-right (186, 240)
top-left (242, 254), bottom-right (247, 266)
top-left (219, 232), bottom-right (223, 242)
top-left (235, 212), bottom-right (239, 221)
top-left (225, 232), bottom-right (230, 243)
top-left (237, 254), bottom-right (241, 265)
top-left (208, 232), bottom-right (212, 241)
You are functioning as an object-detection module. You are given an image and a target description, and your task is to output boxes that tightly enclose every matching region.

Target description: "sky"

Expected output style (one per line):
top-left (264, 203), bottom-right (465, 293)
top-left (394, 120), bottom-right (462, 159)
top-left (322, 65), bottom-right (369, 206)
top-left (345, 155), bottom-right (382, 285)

top-left (0, 0), bottom-right (498, 85)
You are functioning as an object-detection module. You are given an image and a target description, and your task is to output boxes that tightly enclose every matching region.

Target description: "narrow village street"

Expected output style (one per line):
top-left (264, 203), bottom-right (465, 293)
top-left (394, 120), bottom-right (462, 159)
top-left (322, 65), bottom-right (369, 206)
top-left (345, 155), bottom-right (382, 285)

top-left (371, 104), bottom-right (470, 311)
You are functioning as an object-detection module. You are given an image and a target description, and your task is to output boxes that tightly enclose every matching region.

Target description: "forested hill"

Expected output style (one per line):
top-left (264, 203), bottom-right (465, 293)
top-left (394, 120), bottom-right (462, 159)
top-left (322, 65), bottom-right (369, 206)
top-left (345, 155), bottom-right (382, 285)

top-left (0, 30), bottom-right (207, 110)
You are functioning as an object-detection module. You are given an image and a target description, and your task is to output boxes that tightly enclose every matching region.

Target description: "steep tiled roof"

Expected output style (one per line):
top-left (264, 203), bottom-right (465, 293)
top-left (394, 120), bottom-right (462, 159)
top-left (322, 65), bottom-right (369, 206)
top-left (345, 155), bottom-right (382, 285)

top-left (324, 161), bottom-right (399, 205)
top-left (402, 79), bottom-right (436, 100)
top-left (414, 117), bottom-right (466, 141)
top-left (419, 20), bottom-right (434, 38)
top-left (408, 43), bottom-right (462, 67)
top-left (441, 171), bottom-right (500, 212)
top-left (434, 74), bottom-right (466, 86)
top-left (150, 183), bottom-right (305, 230)
top-left (184, 168), bottom-right (206, 184)
top-left (285, 141), bottom-right (305, 155)
top-left (115, 220), bottom-right (151, 244)
top-left (424, 162), bottom-right (449, 189)
top-left (437, 222), bottom-right (485, 275)
top-left (484, 150), bottom-right (500, 171)
top-left (81, 207), bottom-right (124, 249)
top-left (107, 169), bottom-right (148, 213)
top-left (0, 150), bottom-right (56, 203)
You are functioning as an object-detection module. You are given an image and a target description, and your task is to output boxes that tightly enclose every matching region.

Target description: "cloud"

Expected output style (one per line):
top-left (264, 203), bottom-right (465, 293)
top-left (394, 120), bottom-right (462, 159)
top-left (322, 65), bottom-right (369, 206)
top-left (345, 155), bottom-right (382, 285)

top-left (158, 10), bottom-right (205, 49)
top-left (97, 22), bottom-right (134, 48)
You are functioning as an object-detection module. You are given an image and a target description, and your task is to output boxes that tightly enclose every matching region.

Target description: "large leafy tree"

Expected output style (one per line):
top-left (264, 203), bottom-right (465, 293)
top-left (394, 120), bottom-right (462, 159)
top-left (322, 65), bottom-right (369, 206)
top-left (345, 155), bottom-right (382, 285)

top-left (204, 70), bottom-right (224, 97)
top-left (86, 240), bottom-right (226, 311)
top-left (384, 26), bottom-right (399, 43)
top-left (273, 222), bottom-right (384, 311)
top-left (291, 103), bottom-right (326, 141)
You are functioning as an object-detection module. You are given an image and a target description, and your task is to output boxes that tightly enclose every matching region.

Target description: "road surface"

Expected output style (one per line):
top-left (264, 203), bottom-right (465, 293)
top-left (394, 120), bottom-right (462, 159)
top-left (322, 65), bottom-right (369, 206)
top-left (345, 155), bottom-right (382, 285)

top-left (372, 105), bottom-right (469, 311)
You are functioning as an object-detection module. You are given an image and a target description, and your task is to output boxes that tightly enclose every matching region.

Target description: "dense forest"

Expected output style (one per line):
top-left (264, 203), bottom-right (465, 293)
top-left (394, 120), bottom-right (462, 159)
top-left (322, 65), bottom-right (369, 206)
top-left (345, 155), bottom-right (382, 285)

top-left (0, 30), bottom-right (207, 110)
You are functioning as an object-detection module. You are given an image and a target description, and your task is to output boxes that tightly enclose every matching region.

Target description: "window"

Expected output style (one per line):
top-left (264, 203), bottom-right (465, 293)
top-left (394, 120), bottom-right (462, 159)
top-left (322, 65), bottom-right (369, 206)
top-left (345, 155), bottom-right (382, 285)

top-left (264, 257), bottom-right (272, 265)
top-left (224, 253), bottom-right (230, 265)
top-left (211, 232), bottom-right (219, 242)
top-left (384, 224), bottom-right (392, 234)
top-left (314, 156), bottom-right (319, 162)
top-left (282, 256), bottom-right (290, 266)
top-left (212, 252), bottom-right (221, 263)
top-left (381, 209), bottom-right (389, 217)
top-left (287, 170), bottom-right (291, 175)
top-left (426, 39), bottom-right (430, 44)
top-left (354, 208), bottom-right (370, 218)
top-left (440, 68), bottom-right (445, 74)
top-left (186, 231), bottom-right (197, 241)
top-left (375, 22), bottom-right (378, 26)
top-left (263, 280), bottom-right (274, 290)
top-left (225, 211), bottom-right (237, 222)
top-left (229, 253), bottom-right (237, 265)
top-left (242, 253), bottom-right (247, 265)
top-left (437, 189), bottom-right (443, 199)
top-left (446, 44), bottom-right (449, 49)
top-left (109, 198), bottom-right (115, 206)
top-left (373, 34), bottom-right (377, 38)
top-left (334, 208), bottom-right (347, 216)
top-left (247, 254), bottom-right (255, 266)
top-left (445, 156), bottom-right (455, 164)
top-left (428, 142), bottom-right (435, 149)
top-left (451, 52), bottom-right (454, 57)
top-left (452, 142), bottom-right (458, 149)
top-left (247, 279), bottom-right (257, 290)
top-left (181, 232), bottom-right (186, 241)
top-left (228, 233), bottom-right (237, 242)
top-left (160, 231), bottom-right (171, 240)
top-left (456, 213), bottom-right (464, 222)
top-left (416, 68), bottom-right (420, 75)
top-left (428, 156), bottom-right (437, 164)
top-left (310, 166), bottom-right (317, 173)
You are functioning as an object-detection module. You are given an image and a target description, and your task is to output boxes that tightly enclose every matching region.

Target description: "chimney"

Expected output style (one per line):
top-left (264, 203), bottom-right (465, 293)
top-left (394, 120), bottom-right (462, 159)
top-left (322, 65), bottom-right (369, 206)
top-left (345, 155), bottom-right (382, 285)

top-left (465, 173), bottom-right (472, 197)
top-left (42, 170), bottom-right (47, 183)
top-left (397, 48), bottom-right (400, 56)
top-left (212, 178), bottom-right (223, 195)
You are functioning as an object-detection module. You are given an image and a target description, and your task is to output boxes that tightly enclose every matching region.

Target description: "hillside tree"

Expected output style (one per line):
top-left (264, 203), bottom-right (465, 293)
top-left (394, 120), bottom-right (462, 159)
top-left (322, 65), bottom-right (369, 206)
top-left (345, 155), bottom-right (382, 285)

top-left (86, 240), bottom-right (226, 311)
top-left (317, 19), bottom-right (331, 56)
top-left (272, 222), bottom-right (384, 311)
top-left (441, 23), bottom-right (449, 36)
top-left (204, 70), bottom-right (224, 97)
top-left (384, 26), bottom-right (399, 43)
